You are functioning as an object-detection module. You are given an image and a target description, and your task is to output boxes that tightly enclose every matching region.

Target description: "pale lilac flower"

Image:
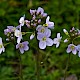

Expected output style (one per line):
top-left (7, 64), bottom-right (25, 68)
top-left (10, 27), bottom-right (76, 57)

top-left (53, 33), bottom-right (62, 48)
top-left (44, 16), bottom-right (54, 29)
top-left (30, 9), bottom-right (36, 15)
top-left (0, 37), bottom-right (5, 54)
top-left (76, 45), bottom-right (80, 57)
top-left (19, 16), bottom-right (25, 26)
top-left (36, 25), bottom-right (51, 36)
top-left (14, 29), bottom-right (22, 44)
top-left (4, 26), bottom-right (16, 35)
top-left (36, 7), bottom-right (47, 17)
top-left (16, 41), bottom-right (29, 54)
top-left (37, 33), bottom-right (53, 49)
top-left (67, 44), bottom-right (77, 55)
top-left (37, 7), bottom-right (44, 15)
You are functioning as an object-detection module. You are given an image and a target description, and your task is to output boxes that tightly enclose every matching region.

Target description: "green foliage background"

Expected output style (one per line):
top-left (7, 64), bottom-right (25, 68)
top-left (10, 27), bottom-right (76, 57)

top-left (0, 0), bottom-right (80, 80)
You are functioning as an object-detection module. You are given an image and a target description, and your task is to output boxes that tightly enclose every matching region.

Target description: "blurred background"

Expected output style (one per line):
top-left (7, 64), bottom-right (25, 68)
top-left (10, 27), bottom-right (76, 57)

top-left (0, 0), bottom-right (80, 80)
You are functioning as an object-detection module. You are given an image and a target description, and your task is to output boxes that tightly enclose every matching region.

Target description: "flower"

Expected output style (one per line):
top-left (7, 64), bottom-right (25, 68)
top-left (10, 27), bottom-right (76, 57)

top-left (14, 29), bottom-right (22, 44)
top-left (53, 33), bottom-right (62, 48)
top-left (36, 25), bottom-right (51, 36)
top-left (37, 7), bottom-right (44, 15)
top-left (16, 41), bottom-right (29, 54)
top-left (0, 37), bottom-right (5, 54)
top-left (19, 15), bottom-right (25, 26)
top-left (37, 33), bottom-right (53, 49)
top-left (43, 16), bottom-right (54, 29)
top-left (36, 7), bottom-right (47, 17)
top-left (30, 9), bottom-right (36, 15)
top-left (76, 45), bottom-right (80, 57)
top-left (4, 26), bottom-right (16, 35)
top-left (66, 44), bottom-right (77, 55)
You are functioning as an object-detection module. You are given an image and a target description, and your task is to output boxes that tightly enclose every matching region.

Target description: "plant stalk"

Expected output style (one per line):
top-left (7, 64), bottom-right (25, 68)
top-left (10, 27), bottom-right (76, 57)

top-left (64, 53), bottom-right (70, 80)
top-left (36, 50), bottom-right (40, 80)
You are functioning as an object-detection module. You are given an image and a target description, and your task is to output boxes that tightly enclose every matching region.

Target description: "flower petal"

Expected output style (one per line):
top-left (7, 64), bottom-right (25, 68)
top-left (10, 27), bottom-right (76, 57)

top-left (53, 38), bottom-right (58, 44)
top-left (56, 42), bottom-right (59, 48)
top-left (0, 37), bottom-right (2, 44)
top-left (72, 49), bottom-right (77, 55)
top-left (57, 33), bottom-right (60, 38)
top-left (78, 51), bottom-right (80, 57)
top-left (48, 22), bottom-right (54, 29)
top-left (66, 47), bottom-right (71, 53)
top-left (0, 48), bottom-right (2, 54)
top-left (20, 48), bottom-right (24, 54)
top-left (45, 29), bottom-right (51, 37)
top-left (46, 38), bottom-right (53, 46)
top-left (24, 46), bottom-right (29, 51)
top-left (39, 41), bottom-right (46, 49)
top-left (46, 16), bottom-right (50, 23)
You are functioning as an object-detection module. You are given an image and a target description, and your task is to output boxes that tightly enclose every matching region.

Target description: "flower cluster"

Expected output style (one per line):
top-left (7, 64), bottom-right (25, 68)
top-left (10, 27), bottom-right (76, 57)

top-left (63, 27), bottom-right (80, 57)
top-left (0, 7), bottom-right (56, 54)
top-left (1, 7), bottom-right (80, 57)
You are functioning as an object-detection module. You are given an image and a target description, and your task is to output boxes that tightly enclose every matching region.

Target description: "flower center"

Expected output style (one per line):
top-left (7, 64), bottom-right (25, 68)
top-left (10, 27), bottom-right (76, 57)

top-left (0, 45), bottom-right (2, 48)
top-left (40, 28), bottom-right (45, 33)
top-left (19, 43), bottom-right (24, 48)
top-left (70, 45), bottom-right (75, 50)
top-left (42, 37), bottom-right (46, 41)
top-left (17, 32), bottom-right (21, 36)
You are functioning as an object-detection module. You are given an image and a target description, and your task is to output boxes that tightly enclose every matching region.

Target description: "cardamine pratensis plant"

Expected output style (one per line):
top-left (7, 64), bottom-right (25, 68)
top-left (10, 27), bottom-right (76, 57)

top-left (0, 7), bottom-right (80, 80)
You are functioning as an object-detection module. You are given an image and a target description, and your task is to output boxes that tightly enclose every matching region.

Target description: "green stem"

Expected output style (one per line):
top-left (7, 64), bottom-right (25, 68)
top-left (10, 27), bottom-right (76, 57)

top-left (35, 50), bottom-right (40, 80)
top-left (35, 31), bottom-right (41, 80)
top-left (64, 53), bottom-right (70, 80)
top-left (18, 53), bottom-right (23, 80)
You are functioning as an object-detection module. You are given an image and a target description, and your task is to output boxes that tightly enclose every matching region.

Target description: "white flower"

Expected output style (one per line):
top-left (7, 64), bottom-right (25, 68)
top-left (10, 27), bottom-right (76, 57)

top-left (0, 37), bottom-right (5, 54)
top-left (53, 33), bottom-right (62, 48)
top-left (15, 29), bottom-right (22, 44)
top-left (19, 16), bottom-right (25, 26)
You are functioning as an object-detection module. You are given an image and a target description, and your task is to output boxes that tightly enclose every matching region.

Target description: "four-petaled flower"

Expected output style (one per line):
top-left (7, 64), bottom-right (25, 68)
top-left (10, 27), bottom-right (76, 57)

top-left (67, 44), bottom-right (77, 55)
top-left (15, 29), bottom-right (22, 44)
top-left (0, 37), bottom-right (5, 54)
top-left (53, 33), bottom-right (62, 48)
top-left (16, 41), bottom-right (29, 54)
top-left (43, 16), bottom-right (54, 29)
top-left (37, 33), bottom-right (53, 49)
top-left (36, 25), bottom-right (51, 36)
